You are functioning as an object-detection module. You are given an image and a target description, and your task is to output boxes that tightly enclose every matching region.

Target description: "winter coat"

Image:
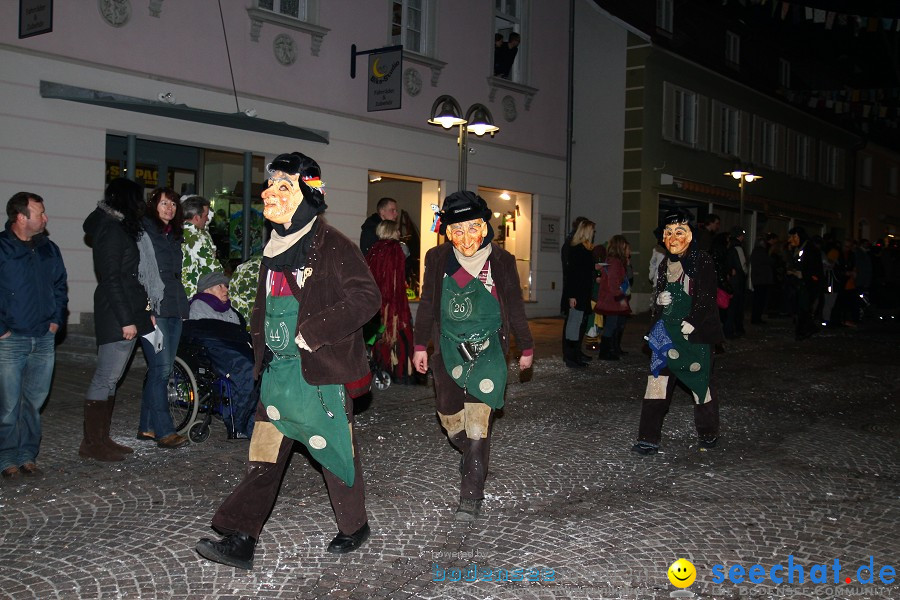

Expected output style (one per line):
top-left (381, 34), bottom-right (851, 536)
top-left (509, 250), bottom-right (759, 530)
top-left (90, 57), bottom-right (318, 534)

top-left (749, 242), bottom-right (774, 286)
top-left (359, 213), bottom-right (382, 257)
top-left (595, 256), bottom-right (632, 316)
top-left (0, 224), bottom-right (67, 337)
top-left (83, 204), bottom-right (154, 345)
top-left (142, 217), bottom-right (189, 319)
top-left (249, 221), bottom-right (381, 385)
top-left (562, 243), bottom-right (595, 311)
top-left (650, 249), bottom-right (725, 345)
top-left (415, 242), bottom-right (534, 356)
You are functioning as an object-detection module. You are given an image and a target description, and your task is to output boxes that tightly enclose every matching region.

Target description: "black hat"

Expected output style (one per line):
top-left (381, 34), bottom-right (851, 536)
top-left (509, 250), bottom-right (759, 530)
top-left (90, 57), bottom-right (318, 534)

top-left (266, 152), bottom-right (321, 180)
top-left (662, 207), bottom-right (695, 230)
top-left (438, 191), bottom-right (492, 236)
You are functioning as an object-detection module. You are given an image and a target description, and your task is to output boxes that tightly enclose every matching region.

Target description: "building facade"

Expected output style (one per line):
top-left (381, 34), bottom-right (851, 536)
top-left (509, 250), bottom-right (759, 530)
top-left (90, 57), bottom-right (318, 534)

top-left (1, 1), bottom-right (570, 327)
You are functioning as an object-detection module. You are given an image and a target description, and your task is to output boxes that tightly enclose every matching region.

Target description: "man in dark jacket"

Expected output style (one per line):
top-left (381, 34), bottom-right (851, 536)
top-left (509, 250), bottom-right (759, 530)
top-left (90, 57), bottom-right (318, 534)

top-left (787, 226), bottom-right (822, 340)
top-left (0, 192), bottom-right (67, 479)
top-left (413, 191), bottom-right (533, 521)
top-left (633, 209), bottom-right (723, 455)
top-left (359, 197), bottom-right (399, 256)
top-left (196, 152), bottom-right (380, 570)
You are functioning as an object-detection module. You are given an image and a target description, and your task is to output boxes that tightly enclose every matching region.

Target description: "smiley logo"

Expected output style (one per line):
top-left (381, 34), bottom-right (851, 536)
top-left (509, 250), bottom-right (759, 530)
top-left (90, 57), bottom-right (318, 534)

top-left (667, 558), bottom-right (696, 588)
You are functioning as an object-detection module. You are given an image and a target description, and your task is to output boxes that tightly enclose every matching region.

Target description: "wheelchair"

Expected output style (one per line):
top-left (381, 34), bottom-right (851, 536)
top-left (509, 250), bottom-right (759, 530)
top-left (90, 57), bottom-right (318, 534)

top-left (166, 339), bottom-right (240, 443)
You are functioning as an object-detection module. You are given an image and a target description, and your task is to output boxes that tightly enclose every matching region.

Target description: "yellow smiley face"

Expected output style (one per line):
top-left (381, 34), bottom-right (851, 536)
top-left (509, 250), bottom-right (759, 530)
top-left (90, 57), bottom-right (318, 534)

top-left (667, 558), bottom-right (697, 588)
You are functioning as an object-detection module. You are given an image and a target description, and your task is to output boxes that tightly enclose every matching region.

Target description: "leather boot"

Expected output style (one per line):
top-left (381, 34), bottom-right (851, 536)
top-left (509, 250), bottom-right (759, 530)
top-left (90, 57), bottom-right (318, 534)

top-left (79, 401), bottom-right (126, 462)
top-left (563, 341), bottom-right (587, 368)
top-left (103, 396), bottom-right (133, 454)
top-left (596, 337), bottom-right (619, 361)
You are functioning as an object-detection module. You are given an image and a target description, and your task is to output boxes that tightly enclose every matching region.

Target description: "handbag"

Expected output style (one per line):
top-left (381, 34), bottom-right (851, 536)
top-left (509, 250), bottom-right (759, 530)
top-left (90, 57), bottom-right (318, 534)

top-left (716, 287), bottom-right (732, 310)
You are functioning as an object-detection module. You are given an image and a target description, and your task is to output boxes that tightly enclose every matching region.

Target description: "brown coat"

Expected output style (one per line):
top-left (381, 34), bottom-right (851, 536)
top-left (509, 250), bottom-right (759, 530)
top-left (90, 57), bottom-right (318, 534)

top-left (414, 242), bottom-right (533, 355)
top-left (250, 221), bottom-right (381, 385)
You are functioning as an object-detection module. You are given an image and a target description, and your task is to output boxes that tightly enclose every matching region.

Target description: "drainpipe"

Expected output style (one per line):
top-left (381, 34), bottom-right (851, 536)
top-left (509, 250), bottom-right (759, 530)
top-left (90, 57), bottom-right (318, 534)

top-left (565, 0), bottom-right (575, 231)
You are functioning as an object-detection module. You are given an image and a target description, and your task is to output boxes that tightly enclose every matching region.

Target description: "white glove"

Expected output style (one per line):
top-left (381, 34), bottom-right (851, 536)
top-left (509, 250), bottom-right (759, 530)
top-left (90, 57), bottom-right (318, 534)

top-left (295, 333), bottom-right (311, 351)
top-left (657, 291), bottom-right (672, 306)
top-left (680, 321), bottom-right (695, 336)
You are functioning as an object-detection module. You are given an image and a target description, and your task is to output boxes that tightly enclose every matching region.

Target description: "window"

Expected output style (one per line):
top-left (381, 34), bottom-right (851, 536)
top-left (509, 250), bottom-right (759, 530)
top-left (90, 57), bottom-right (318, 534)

top-left (674, 88), bottom-right (697, 145)
top-left (818, 143), bottom-right (844, 188)
top-left (757, 120), bottom-right (778, 168)
top-left (656, 0), bottom-right (673, 33)
top-left (779, 58), bottom-right (791, 88)
top-left (392, 0), bottom-right (428, 55)
top-left (791, 132), bottom-right (811, 179)
top-left (663, 83), bottom-right (701, 147)
top-left (726, 31), bottom-right (740, 67)
top-left (494, 0), bottom-right (525, 82)
top-left (257, 0), bottom-right (307, 21)
top-left (860, 154), bottom-right (873, 189)
top-left (713, 102), bottom-right (740, 156)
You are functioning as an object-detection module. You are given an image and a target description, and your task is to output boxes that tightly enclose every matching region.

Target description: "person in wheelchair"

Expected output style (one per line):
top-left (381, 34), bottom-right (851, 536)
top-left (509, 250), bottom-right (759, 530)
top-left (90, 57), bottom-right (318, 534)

top-left (185, 271), bottom-right (255, 440)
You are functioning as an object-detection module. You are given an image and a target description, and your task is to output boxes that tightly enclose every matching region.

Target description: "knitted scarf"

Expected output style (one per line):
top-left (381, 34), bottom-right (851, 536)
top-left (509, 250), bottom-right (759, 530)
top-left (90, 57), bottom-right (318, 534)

top-left (136, 232), bottom-right (165, 314)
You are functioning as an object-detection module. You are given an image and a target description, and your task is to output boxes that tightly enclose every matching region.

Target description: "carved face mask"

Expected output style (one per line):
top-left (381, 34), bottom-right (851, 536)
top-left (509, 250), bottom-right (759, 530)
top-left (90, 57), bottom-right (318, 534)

top-left (261, 170), bottom-right (303, 224)
top-left (448, 218), bottom-right (487, 257)
top-left (663, 222), bottom-right (692, 256)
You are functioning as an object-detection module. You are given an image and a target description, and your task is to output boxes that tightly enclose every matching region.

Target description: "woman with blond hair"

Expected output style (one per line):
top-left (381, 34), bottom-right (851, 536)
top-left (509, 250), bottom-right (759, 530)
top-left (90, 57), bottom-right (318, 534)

top-left (561, 219), bottom-right (596, 368)
top-left (595, 234), bottom-right (632, 360)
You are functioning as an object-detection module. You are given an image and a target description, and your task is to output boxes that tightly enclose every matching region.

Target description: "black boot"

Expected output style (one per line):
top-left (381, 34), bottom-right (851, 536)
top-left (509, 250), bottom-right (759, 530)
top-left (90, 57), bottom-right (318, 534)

top-left (196, 532), bottom-right (257, 570)
top-left (563, 340), bottom-right (587, 368)
top-left (614, 330), bottom-right (628, 356)
top-left (596, 337), bottom-right (619, 361)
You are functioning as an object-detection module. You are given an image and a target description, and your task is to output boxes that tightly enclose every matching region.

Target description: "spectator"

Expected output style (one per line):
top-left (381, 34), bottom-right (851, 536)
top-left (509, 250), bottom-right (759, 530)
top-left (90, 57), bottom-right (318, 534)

top-left (493, 32), bottom-right (521, 79)
top-left (710, 232), bottom-right (733, 331)
top-left (360, 197), bottom-right (399, 256)
top-left (561, 219), bottom-right (596, 368)
top-left (749, 232), bottom-right (778, 325)
top-left (695, 214), bottom-right (720, 253)
top-left (724, 226), bottom-right (747, 339)
top-left (228, 254), bottom-right (262, 323)
top-left (365, 220), bottom-right (414, 384)
top-left (185, 271), bottom-right (255, 439)
top-left (137, 188), bottom-right (190, 449)
top-left (0, 192), bottom-right (67, 478)
top-left (181, 194), bottom-right (224, 299)
top-left (80, 179), bottom-right (153, 462)
top-left (787, 226), bottom-right (822, 340)
top-left (595, 234), bottom-right (632, 360)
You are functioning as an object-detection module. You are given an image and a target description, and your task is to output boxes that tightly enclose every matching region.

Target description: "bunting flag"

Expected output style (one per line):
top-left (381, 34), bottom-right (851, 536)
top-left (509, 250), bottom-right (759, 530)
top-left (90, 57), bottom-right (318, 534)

top-left (726, 0), bottom-right (900, 32)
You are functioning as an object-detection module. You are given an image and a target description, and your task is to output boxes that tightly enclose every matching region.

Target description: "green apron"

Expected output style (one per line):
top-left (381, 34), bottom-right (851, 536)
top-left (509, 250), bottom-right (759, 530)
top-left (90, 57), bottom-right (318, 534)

top-left (439, 274), bottom-right (507, 409)
top-left (261, 294), bottom-right (355, 486)
top-left (661, 279), bottom-right (711, 403)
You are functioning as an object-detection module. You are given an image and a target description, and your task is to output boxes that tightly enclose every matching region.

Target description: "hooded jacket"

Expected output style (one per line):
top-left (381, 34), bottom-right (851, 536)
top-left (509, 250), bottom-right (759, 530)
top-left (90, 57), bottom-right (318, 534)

top-left (83, 204), bottom-right (154, 345)
top-left (0, 223), bottom-right (67, 337)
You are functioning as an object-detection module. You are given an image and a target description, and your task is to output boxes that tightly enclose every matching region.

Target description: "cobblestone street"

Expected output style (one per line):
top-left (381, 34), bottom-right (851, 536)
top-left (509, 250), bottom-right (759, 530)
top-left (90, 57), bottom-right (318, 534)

top-left (1, 315), bottom-right (898, 599)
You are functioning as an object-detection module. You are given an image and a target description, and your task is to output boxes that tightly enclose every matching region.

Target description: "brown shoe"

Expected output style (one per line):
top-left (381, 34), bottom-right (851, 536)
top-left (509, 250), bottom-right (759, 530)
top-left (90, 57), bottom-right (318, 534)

top-left (157, 433), bottom-right (189, 449)
top-left (1, 466), bottom-right (20, 479)
top-left (19, 463), bottom-right (43, 477)
top-left (136, 431), bottom-right (156, 441)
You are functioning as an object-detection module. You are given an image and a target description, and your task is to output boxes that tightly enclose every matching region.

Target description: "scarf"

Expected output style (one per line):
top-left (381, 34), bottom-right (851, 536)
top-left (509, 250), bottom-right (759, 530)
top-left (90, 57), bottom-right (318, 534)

top-left (136, 232), bottom-right (165, 314)
top-left (666, 241), bottom-right (699, 280)
top-left (190, 292), bottom-right (231, 313)
top-left (262, 216), bottom-right (318, 272)
top-left (451, 244), bottom-right (493, 278)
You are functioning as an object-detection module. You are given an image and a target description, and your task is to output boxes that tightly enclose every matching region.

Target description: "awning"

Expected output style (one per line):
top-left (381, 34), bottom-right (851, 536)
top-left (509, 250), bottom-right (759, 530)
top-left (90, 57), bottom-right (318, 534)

top-left (40, 81), bottom-right (328, 144)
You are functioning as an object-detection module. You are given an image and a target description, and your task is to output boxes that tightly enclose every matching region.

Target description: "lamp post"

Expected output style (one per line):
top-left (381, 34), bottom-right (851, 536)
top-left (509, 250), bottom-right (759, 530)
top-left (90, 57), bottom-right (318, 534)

top-left (725, 169), bottom-right (762, 234)
top-left (428, 94), bottom-right (499, 191)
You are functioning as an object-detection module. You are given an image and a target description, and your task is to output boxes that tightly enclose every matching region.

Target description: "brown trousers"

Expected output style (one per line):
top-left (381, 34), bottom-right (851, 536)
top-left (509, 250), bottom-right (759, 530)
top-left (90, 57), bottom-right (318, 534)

top-left (432, 351), bottom-right (495, 500)
top-left (637, 367), bottom-right (719, 445)
top-left (211, 397), bottom-right (367, 539)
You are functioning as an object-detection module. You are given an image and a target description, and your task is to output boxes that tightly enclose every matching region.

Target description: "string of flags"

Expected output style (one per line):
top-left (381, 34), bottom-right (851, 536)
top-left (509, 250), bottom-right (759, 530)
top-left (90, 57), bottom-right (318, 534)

top-left (725, 0), bottom-right (900, 33)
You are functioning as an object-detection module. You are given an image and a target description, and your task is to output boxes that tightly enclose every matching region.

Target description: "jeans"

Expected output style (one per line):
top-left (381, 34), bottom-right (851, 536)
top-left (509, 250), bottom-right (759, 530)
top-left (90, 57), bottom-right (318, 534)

top-left (139, 318), bottom-right (182, 438)
top-left (85, 339), bottom-right (137, 401)
top-left (0, 330), bottom-right (56, 470)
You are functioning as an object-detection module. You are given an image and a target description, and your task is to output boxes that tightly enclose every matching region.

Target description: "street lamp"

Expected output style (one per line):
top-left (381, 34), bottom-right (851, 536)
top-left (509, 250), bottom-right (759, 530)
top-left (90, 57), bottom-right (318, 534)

top-left (428, 94), bottom-right (499, 191)
top-left (725, 169), bottom-right (762, 234)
